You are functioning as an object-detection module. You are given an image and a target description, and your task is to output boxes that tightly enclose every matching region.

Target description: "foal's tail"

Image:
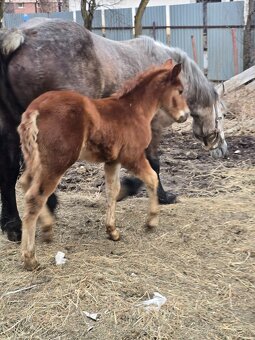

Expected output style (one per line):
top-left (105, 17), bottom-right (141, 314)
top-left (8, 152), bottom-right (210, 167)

top-left (18, 110), bottom-right (41, 174)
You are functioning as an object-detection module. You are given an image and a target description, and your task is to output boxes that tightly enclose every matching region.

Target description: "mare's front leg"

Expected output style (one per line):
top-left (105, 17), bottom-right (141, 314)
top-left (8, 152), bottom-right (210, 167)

top-left (0, 125), bottom-right (22, 242)
top-left (146, 145), bottom-right (177, 205)
top-left (104, 162), bottom-right (121, 241)
top-left (133, 156), bottom-right (159, 229)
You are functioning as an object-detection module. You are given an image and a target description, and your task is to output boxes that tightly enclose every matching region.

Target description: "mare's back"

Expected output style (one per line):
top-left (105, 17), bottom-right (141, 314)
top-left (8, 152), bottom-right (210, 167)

top-left (7, 19), bottom-right (103, 108)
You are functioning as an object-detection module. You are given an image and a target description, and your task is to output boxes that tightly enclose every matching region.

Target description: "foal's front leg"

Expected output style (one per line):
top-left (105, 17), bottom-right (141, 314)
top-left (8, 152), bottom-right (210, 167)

top-left (104, 162), bottom-right (121, 241)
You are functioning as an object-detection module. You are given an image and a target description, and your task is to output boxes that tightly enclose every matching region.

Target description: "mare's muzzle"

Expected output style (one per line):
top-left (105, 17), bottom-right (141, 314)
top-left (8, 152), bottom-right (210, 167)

top-left (194, 129), bottom-right (220, 151)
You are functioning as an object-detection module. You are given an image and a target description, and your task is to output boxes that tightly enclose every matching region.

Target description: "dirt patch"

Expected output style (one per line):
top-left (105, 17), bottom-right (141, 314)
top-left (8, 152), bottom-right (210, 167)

top-left (0, 86), bottom-right (255, 339)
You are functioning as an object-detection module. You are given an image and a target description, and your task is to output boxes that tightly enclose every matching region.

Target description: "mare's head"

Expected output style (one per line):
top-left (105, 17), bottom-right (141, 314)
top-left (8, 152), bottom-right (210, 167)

top-left (158, 59), bottom-right (190, 123)
top-left (189, 96), bottom-right (228, 158)
top-left (165, 47), bottom-right (228, 158)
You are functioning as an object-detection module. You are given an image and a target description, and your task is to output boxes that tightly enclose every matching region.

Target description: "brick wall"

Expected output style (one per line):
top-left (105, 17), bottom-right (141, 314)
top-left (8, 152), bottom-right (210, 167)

top-left (6, 1), bottom-right (59, 14)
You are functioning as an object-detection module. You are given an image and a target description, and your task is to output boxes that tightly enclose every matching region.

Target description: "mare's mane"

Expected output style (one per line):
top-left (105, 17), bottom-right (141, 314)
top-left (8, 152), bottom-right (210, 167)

top-left (112, 65), bottom-right (169, 99)
top-left (128, 35), bottom-right (218, 108)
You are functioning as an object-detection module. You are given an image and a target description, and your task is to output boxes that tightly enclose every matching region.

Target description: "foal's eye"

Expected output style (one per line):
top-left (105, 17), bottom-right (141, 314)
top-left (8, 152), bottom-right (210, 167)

top-left (179, 89), bottom-right (183, 95)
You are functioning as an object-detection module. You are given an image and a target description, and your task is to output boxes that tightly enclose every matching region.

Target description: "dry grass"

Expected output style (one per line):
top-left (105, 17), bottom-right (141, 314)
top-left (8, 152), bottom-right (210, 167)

top-left (0, 85), bottom-right (255, 339)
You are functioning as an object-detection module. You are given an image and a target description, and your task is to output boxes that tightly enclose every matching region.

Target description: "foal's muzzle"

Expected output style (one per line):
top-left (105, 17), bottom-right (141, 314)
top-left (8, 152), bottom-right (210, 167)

top-left (177, 110), bottom-right (190, 123)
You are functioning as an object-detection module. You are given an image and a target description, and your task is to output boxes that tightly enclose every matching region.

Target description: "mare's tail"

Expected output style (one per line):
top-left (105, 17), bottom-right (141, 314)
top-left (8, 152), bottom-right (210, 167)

top-left (0, 29), bottom-right (25, 56)
top-left (18, 110), bottom-right (41, 174)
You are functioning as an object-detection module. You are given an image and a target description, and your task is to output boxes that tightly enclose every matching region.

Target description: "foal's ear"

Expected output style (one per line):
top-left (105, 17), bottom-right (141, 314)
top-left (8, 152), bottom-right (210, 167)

top-left (164, 59), bottom-right (174, 68)
top-left (170, 63), bottom-right (182, 80)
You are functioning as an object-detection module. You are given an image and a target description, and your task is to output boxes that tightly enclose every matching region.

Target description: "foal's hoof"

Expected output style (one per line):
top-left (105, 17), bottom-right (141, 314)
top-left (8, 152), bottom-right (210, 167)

top-left (109, 229), bottom-right (120, 241)
top-left (145, 213), bottom-right (159, 230)
top-left (41, 226), bottom-right (53, 243)
top-left (158, 192), bottom-right (178, 205)
top-left (23, 258), bottom-right (40, 271)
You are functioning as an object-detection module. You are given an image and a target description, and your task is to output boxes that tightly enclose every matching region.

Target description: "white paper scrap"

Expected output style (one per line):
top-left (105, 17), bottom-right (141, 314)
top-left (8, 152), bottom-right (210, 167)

top-left (84, 311), bottom-right (98, 321)
top-left (55, 251), bottom-right (67, 265)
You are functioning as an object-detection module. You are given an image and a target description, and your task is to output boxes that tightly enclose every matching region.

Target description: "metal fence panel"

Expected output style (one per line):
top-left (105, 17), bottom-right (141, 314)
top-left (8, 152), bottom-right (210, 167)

top-left (4, 13), bottom-right (48, 28)
top-left (141, 6), bottom-right (166, 43)
top-left (170, 4), bottom-right (204, 70)
top-left (49, 11), bottom-right (73, 21)
top-left (207, 1), bottom-right (244, 80)
top-left (104, 8), bottom-right (132, 40)
top-left (4, 12), bottom-right (74, 29)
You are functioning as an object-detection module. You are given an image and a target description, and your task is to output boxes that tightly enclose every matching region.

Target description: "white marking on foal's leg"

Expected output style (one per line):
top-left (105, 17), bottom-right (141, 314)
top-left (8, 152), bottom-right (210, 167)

top-left (104, 163), bottom-right (121, 241)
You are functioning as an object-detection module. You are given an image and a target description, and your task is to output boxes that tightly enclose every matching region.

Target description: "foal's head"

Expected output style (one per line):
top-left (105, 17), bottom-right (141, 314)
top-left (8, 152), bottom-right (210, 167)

top-left (159, 60), bottom-right (190, 123)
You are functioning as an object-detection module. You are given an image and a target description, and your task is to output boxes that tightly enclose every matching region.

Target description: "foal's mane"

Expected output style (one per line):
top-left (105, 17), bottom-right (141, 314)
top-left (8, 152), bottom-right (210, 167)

top-left (112, 65), bottom-right (169, 99)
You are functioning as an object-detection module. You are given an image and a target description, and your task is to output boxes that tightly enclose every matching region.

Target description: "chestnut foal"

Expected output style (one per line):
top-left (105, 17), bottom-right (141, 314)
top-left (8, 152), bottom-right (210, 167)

top-left (18, 60), bottom-right (189, 270)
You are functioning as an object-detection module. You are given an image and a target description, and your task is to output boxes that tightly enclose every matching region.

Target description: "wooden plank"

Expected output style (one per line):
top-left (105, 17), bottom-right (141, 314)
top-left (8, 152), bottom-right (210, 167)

top-left (216, 65), bottom-right (255, 95)
top-left (246, 80), bottom-right (255, 92)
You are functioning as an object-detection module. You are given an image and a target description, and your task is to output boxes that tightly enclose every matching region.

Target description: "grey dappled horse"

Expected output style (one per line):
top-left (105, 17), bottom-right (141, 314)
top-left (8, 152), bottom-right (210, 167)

top-left (0, 18), bottom-right (227, 242)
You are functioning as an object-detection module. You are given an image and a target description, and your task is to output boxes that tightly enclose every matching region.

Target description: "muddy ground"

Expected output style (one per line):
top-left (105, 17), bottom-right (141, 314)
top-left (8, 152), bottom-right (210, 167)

top-left (0, 86), bottom-right (255, 339)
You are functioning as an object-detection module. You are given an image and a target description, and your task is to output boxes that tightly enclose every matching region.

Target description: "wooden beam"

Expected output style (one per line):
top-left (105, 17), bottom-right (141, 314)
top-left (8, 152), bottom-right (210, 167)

top-left (216, 65), bottom-right (255, 95)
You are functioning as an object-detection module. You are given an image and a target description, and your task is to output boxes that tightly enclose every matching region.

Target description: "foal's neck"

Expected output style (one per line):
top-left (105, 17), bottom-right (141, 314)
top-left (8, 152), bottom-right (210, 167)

top-left (123, 83), bottom-right (161, 122)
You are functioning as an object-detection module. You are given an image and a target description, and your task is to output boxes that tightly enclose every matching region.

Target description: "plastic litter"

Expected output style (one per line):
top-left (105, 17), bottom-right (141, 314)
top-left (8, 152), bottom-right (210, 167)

top-left (138, 292), bottom-right (167, 310)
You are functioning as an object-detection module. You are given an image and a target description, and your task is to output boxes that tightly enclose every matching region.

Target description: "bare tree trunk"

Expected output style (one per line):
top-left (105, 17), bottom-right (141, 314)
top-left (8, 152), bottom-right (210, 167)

top-left (243, 0), bottom-right (255, 69)
top-left (134, 0), bottom-right (150, 37)
top-left (61, 0), bottom-right (69, 12)
top-left (0, 0), bottom-right (4, 29)
top-left (38, 0), bottom-right (56, 13)
top-left (81, 0), bottom-right (97, 31)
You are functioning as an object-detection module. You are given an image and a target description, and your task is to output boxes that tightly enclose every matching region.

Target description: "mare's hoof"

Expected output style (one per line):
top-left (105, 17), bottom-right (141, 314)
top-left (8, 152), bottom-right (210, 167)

top-left (109, 229), bottom-right (120, 241)
top-left (1, 218), bottom-right (22, 242)
top-left (117, 178), bottom-right (143, 201)
top-left (158, 192), bottom-right (178, 205)
top-left (7, 229), bottom-right (22, 243)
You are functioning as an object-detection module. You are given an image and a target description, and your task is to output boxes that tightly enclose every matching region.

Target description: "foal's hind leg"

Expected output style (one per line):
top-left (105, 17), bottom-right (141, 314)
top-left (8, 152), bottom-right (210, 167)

top-left (133, 156), bottom-right (159, 229)
top-left (104, 162), bottom-right (121, 241)
top-left (21, 176), bottom-right (60, 270)
top-left (20, 172), bottom-right (54, 243)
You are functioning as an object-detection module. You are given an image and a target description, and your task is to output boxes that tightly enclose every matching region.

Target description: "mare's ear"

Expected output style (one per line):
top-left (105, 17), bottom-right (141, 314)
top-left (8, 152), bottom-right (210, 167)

top-left (170, 63), bottom-right (182, 80)
top-left (164, 59), bottom-right (174, 68)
